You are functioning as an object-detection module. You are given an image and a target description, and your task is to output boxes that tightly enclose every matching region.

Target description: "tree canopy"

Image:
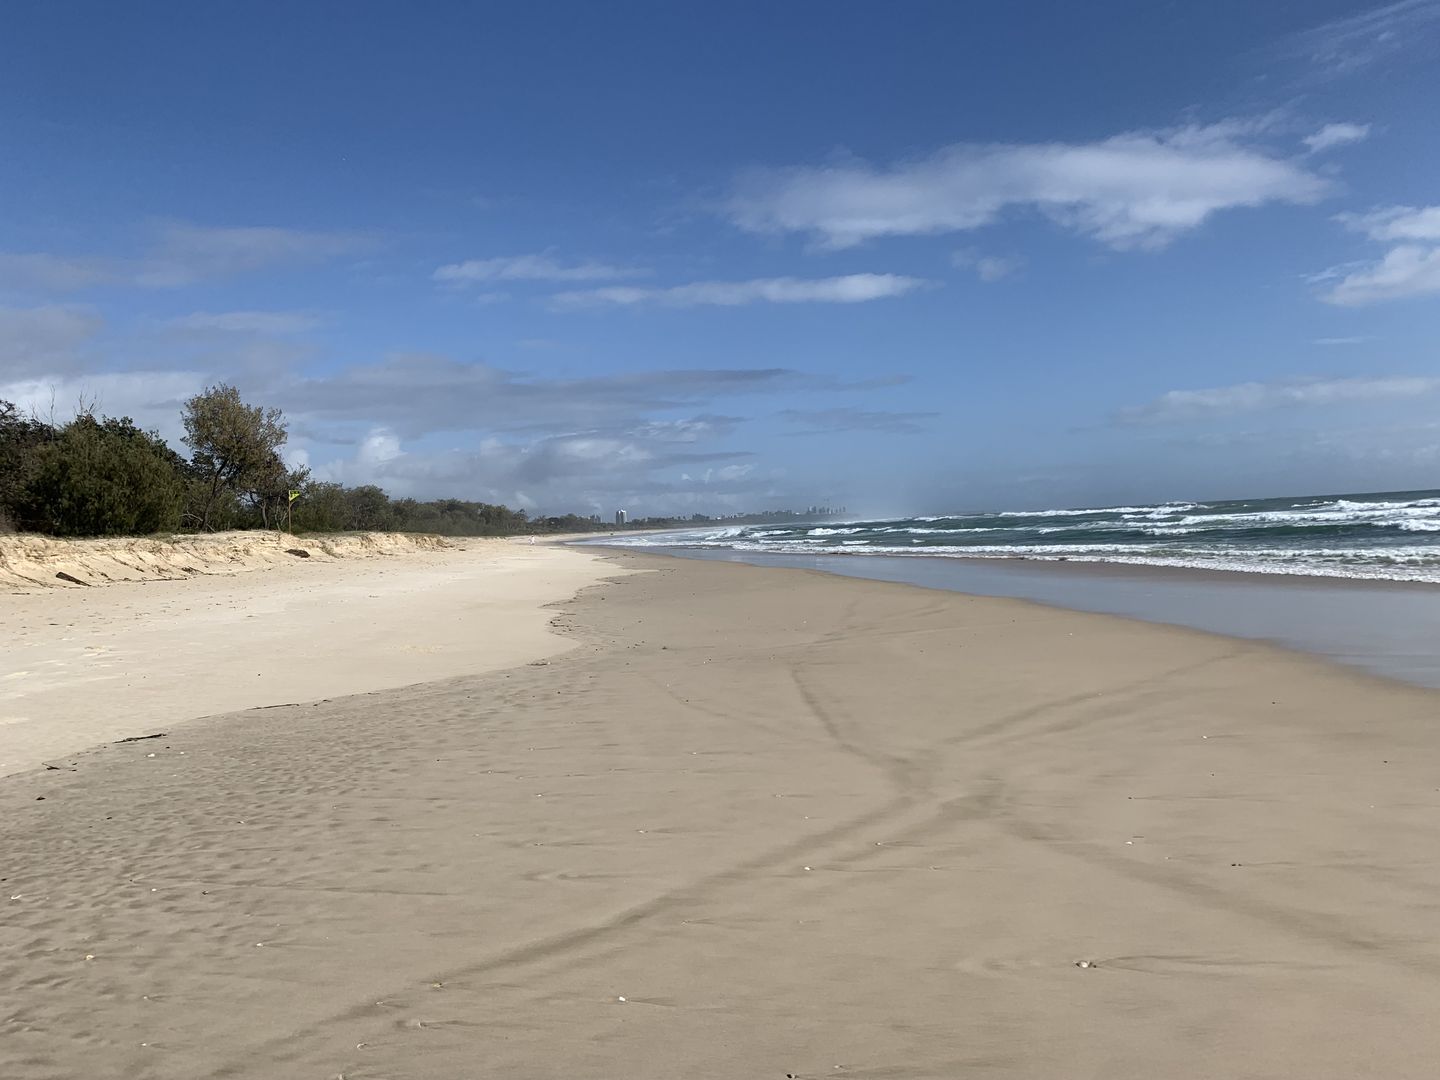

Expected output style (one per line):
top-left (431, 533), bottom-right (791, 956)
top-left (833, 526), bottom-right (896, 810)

top-left (6, 412), bottom-right (186, 536)
top-left (181, 384), bottom-right (289, 530)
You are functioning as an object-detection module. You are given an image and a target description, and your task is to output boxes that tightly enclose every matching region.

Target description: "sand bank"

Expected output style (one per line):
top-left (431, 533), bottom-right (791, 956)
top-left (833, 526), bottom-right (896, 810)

top-left (0, 536), bottom-right (620, 776)
top-left (0, 529), bottom-right (458, 592)
top-left (4, 552), bottom-right (1440, 1078)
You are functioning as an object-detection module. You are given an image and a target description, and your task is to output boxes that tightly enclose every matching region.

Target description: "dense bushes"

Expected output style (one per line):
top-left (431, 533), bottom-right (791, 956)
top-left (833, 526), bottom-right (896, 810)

top-left (14, 414), bottom-right (187, 536)
top-left (0, 387), bottom-right (612, 540)
top-left (0, 401), bottom-right (48, 532)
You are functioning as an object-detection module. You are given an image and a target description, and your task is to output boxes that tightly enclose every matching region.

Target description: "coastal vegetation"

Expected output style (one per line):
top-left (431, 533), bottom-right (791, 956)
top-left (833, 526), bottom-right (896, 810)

top-left (0, 388), bottom-right (602, 538)
top-left (0, 389), bottom-right (841, 539)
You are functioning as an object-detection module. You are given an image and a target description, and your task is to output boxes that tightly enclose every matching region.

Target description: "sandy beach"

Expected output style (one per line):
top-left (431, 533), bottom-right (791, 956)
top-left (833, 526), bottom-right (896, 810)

top-left (4, 548), bottom-right (1440, 1078)
top-left (1, 533), bottom-right (621, 777)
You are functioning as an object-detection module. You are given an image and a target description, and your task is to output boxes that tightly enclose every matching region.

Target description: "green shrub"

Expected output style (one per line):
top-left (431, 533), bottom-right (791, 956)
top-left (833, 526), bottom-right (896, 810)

top-left (17, 414), bottom-right (185, 537)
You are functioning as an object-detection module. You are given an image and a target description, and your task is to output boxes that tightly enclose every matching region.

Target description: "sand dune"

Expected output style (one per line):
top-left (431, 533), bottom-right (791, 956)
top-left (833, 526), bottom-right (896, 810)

top-left (4, 552), bottom-right (1440, 1078)
top-left (0, 530), bottom-right (452, 592)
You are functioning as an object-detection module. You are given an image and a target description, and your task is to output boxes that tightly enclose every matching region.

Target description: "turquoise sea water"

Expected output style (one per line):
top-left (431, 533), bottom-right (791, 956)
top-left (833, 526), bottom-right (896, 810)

top-left (597, 490), bottom-right (1440, 583)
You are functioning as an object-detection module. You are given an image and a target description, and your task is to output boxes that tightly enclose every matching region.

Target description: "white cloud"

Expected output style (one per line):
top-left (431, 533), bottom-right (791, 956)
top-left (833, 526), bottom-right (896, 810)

top-left (1322, 246), bottom-right (1440, 306)
top-left (434, 254), bottom-right (644, 284)
top-left (553, 273), bottom-right (926, 308)
top-left (952, 249), bottom-right (1024, 281)
top-left (0, 224), bottom-right (370, 292)
top-left (630, 415), bottom-right (743, 442)
top-left (1286, 0), bottom-right (1440, 75)
top-left (166, 310), bottom-right (322, 335)
top-left (310, 425), bottom-right (766, 513)
top-left (711, 463), bottom-right (754, 483)
top-left (726, 120), bottom-right (1329, 251)
top-left (0, 305), bottom-right (104, 378)
top-left (136, 224), bottom-right (371, 287)
top-left (0, 369), bottom-right (204, 440)
top-left (356, 427), bottom-right (403, 466)
top-left (274, 355), bottom-right (808, 438)
top-left (1319, 206), bottom-right (1440, 305)
top-left (0, 254), bottom-right (115, 292)
top-left (682, 463), bottom-right (756, 485)
top-left (780, 407), bottom-right (938, 435)
top-left (1339, 205), bottom-right (1440, 242)
top-left (1118, 375), bottom-right (1440, 424)
top-left (1303, 122), bottom-right (1371, 152)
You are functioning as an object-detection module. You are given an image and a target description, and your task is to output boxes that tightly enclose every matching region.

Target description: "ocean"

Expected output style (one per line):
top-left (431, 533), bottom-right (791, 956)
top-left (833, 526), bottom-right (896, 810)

top-left (597, 489), bottom-right (1440, 584)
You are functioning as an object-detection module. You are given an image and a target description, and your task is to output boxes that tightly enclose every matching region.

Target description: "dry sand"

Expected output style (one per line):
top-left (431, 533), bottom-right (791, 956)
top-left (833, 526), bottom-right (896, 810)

top-left (0, 530), bottom-right (456, 592)
top-left (1, 533), bottom-right (621, 777)
top-left (4, 552), bottom-right (1440, 1078)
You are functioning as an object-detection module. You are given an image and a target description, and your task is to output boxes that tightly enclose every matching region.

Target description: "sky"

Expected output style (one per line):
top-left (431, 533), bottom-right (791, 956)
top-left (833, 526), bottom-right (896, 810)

top-left (2, 0), bottom-right (1440, 516)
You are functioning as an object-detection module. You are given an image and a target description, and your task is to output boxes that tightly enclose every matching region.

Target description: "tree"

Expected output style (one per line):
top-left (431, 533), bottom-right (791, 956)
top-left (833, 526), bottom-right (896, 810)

top-left (181, 385), bottom-right (288, 530)
top-left (0, 400), bottom-right (53, 531)
top-left (290, 480), bottom-right (350, 532)
top-left (17, 412), bottom-right (185, 536)
top-left (240, 454), bottom-right (309, 530)
top-left (344, 484), bottom-right (394, 530)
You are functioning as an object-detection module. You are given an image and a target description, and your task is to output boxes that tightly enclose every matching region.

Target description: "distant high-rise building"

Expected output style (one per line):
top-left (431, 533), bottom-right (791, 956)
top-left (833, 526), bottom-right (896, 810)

top-left (615, 509), bottom-right (628, 525)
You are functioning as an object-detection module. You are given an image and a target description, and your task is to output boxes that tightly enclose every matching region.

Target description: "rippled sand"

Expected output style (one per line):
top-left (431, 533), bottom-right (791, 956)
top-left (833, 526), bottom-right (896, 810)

top-left (4, 553), bottom-right (1439, 1078)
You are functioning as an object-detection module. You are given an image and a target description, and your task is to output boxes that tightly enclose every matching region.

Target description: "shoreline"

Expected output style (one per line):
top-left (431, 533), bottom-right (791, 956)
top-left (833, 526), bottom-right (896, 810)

top-left (593, 543), bottom-right (1440, 689)
top-left (5, 552), bottom-right (1440, 1078)
top-left (577, 536), bottom-right (1440, 591)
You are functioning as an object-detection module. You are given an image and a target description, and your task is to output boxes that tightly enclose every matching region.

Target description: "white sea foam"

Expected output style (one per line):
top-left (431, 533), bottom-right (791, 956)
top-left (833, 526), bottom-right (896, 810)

top-left (587, 493), bottom-right (1440, 583)
top-left (683, 542), bottom-right (1440, 583)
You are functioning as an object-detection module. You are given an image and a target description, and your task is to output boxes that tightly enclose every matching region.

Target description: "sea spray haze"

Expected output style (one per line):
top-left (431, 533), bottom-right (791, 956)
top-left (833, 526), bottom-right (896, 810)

top-left (597, 491), bottom-right (1440, 583)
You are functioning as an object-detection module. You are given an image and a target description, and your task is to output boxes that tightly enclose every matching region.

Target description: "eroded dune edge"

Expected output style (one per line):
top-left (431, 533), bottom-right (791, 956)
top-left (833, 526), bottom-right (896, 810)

top-left (0, 530), bottom-right (452, 592)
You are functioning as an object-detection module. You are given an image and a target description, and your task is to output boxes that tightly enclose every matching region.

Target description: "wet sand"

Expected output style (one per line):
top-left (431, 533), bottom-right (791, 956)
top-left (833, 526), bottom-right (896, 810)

top-left (638, 545), bottom-right (1440, 688)
top-left (3, 552), bottom-right (1440, 1079)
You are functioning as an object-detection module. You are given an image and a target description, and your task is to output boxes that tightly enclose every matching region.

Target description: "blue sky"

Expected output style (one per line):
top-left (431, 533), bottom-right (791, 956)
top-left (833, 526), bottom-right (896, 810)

top-left (3, 0), bottom-right (1440, 515)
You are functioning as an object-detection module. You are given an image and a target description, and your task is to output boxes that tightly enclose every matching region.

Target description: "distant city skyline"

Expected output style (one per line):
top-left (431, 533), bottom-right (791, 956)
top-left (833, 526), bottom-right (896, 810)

top-left (3, 1), bottom-right (1439, 516)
